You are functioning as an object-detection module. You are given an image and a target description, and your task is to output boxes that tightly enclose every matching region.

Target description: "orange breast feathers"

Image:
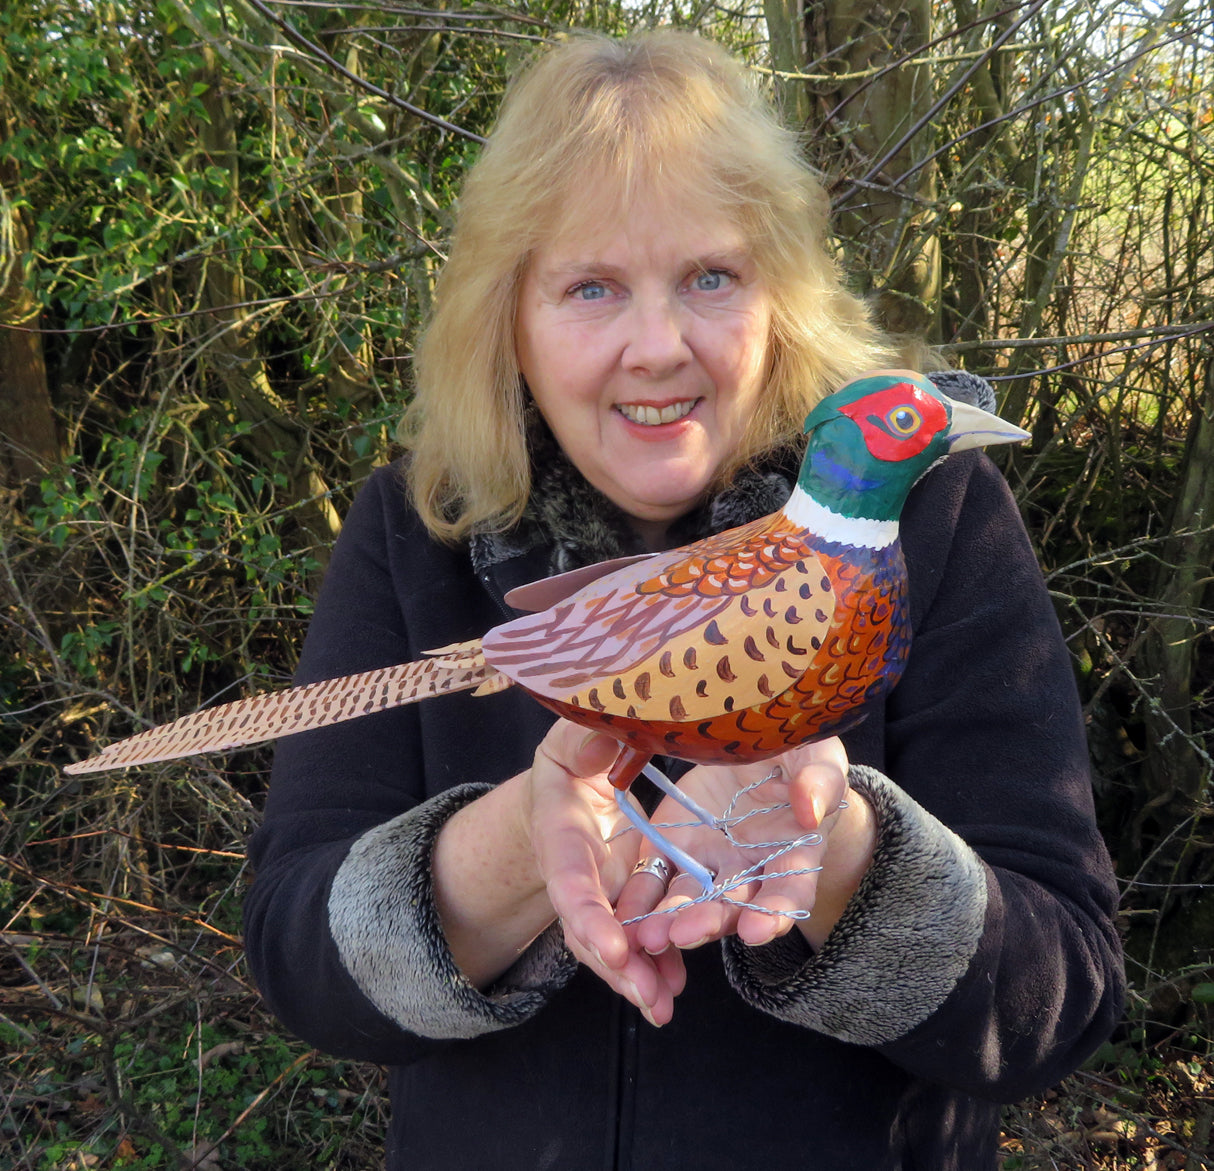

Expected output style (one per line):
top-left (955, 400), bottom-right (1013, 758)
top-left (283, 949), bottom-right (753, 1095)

top-left (480, 516), bottom-right (836, 727)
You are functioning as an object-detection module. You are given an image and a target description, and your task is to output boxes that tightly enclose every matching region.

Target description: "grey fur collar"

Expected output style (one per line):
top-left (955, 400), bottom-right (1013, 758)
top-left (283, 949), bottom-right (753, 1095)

top-left (470, 369), bottom-right (993, 578)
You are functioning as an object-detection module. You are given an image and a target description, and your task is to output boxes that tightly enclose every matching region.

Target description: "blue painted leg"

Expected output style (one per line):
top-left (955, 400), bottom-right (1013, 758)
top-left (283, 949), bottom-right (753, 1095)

top-left (614, 763), bottom-right (720, 895)
top-left (639, 761), bottom-right (725, 830)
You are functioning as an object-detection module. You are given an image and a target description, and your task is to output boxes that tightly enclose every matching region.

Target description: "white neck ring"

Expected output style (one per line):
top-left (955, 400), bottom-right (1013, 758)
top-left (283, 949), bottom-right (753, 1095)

top-left (782, 484), bottom-right (899, 549)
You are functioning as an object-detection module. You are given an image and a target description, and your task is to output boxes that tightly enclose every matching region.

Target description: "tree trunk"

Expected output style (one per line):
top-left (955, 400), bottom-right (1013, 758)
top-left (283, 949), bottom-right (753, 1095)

top-left (939, 0), bottom-right (1018, 362)
top-left (802, 0), bottom-right (941, 340)
top-left (1124, 356), bottom-right (1214, 984)
top-left (1140, 356), bottom-right (1214, 814)
top-left (764, 0), bottom-right (810, 128)
top-left (314, 11), bottom-right (384, 485)
top-left (0, 153), bottom-right (59, 489)
top-left (192, 47), bottom-right (342, 565)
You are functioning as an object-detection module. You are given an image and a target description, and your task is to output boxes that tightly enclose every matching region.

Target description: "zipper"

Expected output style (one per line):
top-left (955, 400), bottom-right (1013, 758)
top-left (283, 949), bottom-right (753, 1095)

top-left (611, 1000), bottom-right (640, 1171)
top-left (478, 567), bottom-right (518, 624)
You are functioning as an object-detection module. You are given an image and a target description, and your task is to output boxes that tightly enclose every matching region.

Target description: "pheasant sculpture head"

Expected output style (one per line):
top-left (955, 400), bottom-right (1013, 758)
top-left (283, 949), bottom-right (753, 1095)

top-left (64, 370), bottom-right (1027, 890)
top-left (795, 368), bottom-right (1021, 526)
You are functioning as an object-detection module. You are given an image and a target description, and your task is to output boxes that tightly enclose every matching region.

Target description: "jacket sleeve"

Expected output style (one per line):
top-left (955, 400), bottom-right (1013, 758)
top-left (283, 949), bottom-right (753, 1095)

top-left (723, 451), bottom-right (1124, 1102)
top-left (242, 466), bottom-right (575, 1066)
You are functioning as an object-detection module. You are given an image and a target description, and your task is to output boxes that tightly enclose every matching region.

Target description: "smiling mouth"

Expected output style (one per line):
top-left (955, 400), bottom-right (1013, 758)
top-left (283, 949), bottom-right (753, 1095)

top-left (616, 399), bottom-right (698, 426)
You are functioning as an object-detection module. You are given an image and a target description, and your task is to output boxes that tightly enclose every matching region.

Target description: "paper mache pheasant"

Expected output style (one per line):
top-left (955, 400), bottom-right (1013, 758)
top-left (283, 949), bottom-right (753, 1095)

top-left (64, 370), bottom-right (1028, 890)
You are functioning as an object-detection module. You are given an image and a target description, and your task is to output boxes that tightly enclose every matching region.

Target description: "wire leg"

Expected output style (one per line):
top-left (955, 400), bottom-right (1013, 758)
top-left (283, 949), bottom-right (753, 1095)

top-left (639, 761), bottom-right (725, 830)
top-left (614, 778), bottom-right (717, 895)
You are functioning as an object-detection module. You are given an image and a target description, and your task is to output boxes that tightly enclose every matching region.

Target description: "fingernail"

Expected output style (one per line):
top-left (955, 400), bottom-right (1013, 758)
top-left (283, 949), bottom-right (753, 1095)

top-left (620, 982), bottom-right (659, 1027)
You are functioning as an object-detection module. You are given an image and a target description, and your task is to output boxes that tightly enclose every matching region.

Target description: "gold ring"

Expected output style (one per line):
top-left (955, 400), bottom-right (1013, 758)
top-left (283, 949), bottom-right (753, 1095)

top-left (631, 856), bottom-right (674, 885)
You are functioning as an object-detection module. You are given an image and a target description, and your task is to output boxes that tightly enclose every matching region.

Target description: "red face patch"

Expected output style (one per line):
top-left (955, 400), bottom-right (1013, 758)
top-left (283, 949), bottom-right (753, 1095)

top-left (836, 382), bottom-right (949, 462)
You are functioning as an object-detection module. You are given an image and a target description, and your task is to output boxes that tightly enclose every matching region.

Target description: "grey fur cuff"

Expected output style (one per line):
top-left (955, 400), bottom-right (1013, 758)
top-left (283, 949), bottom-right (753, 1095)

top-left (723, 765), bottom-right (987, 1045)
top-left (328, 783), bottom-right (577, 1040)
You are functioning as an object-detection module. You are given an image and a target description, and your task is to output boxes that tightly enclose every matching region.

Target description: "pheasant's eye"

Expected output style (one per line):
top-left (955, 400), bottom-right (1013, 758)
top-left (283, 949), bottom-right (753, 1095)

top-left (886, 406), bottom-right (922, 436)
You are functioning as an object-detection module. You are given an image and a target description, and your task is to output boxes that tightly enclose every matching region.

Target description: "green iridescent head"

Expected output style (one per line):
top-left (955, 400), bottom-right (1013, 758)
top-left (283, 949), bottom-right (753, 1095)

top-left (798, 370), bottom-right (1028, 521)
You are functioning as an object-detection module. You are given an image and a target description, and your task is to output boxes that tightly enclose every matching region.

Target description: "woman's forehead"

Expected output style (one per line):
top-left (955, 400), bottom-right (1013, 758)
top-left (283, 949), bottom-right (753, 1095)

top-left (534, 178), bottom-right (751, 262)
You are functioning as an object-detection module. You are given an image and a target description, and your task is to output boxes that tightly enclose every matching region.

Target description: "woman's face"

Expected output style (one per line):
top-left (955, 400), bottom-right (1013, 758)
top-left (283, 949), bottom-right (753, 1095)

top-left (515, 195), bottom-right (772, 548)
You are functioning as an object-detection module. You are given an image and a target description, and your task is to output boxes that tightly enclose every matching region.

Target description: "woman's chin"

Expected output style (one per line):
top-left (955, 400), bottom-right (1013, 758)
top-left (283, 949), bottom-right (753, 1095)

top-left (611, 478), bottom-right (711, 529)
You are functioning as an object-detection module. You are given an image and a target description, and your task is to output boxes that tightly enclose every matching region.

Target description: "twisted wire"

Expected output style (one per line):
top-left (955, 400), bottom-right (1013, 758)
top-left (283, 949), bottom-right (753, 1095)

top-left (615, 768), bottom-right (849, 924)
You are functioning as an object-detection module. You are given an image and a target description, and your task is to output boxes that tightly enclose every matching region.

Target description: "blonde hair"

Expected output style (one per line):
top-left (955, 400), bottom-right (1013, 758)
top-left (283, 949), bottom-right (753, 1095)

top-left (403, 29), bottom-right (896, 541)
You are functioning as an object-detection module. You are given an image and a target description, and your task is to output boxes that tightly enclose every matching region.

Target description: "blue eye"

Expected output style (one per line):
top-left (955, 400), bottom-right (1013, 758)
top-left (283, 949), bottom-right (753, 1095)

top-left (693, 270), bottom-right (727, 291)
top-left (572, 281), bottom-right (608, 301)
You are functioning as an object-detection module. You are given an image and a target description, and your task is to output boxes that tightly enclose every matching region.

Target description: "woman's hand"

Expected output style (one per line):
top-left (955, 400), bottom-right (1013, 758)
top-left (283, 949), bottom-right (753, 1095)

top-left (434, 719), bottom-right (684, 1022)
top-left (524, 721), bottom-right (686, 1026)
top-left (614, 738), bottom-right (876, 958)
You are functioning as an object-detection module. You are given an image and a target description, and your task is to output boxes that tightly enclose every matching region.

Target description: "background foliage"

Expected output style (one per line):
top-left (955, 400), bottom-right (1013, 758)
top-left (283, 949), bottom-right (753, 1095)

top-left (2, 1), bottom-right (1210, 1166)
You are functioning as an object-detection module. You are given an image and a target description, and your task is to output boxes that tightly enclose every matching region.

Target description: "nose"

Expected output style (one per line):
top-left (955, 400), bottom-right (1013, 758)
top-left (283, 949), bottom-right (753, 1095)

top-left (622, 294), bottom-right (692, 379)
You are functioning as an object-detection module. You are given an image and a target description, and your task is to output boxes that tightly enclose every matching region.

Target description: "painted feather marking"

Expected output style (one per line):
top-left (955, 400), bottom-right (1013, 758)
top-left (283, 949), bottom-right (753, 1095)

top-left (482, 520), bottom-right (836, 724)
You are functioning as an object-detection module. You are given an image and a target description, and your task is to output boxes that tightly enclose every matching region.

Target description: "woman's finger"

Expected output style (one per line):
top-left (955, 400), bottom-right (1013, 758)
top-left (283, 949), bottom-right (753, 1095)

top-left (652, 938), bottom-right (688, 997)
top-left (784, 738), bottom-right (850, 830)
top-left (630, 863), bottom-right (749, 953)
top-left (733, 842), bottom-right (824, 945)
top-left (616, 856), bottom-right (675, 926)
top-left (528, 723), bottom-right (633, 963)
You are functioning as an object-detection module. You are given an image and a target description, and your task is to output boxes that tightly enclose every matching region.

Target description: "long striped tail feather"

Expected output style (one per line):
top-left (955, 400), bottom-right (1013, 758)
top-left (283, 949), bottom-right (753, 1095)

top-left (63, 645), bottom-right (501, 775)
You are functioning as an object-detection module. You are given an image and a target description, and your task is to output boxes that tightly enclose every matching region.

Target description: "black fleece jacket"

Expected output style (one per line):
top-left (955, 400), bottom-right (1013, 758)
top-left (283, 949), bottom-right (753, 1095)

top-left (244, 396), bottom-right (1123, 1170)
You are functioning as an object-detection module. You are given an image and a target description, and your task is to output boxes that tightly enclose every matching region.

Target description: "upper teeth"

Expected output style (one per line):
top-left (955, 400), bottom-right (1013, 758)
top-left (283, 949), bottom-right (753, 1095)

top-left (618, 400), bottom-right (696, 426)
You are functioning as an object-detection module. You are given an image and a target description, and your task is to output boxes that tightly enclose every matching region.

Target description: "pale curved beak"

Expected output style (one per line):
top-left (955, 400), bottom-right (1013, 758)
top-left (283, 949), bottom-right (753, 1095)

top-left (946, 397), bottom-right (1030, 451)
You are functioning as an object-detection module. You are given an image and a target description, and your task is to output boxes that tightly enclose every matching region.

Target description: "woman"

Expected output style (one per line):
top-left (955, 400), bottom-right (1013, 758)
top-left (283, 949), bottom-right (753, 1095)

top-left (244, 31), bottom-right (1123, 1170)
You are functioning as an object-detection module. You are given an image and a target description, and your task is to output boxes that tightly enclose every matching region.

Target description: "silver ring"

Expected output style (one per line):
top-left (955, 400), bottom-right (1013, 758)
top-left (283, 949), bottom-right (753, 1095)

top-left (631, 856), bottom-right (673, 885)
